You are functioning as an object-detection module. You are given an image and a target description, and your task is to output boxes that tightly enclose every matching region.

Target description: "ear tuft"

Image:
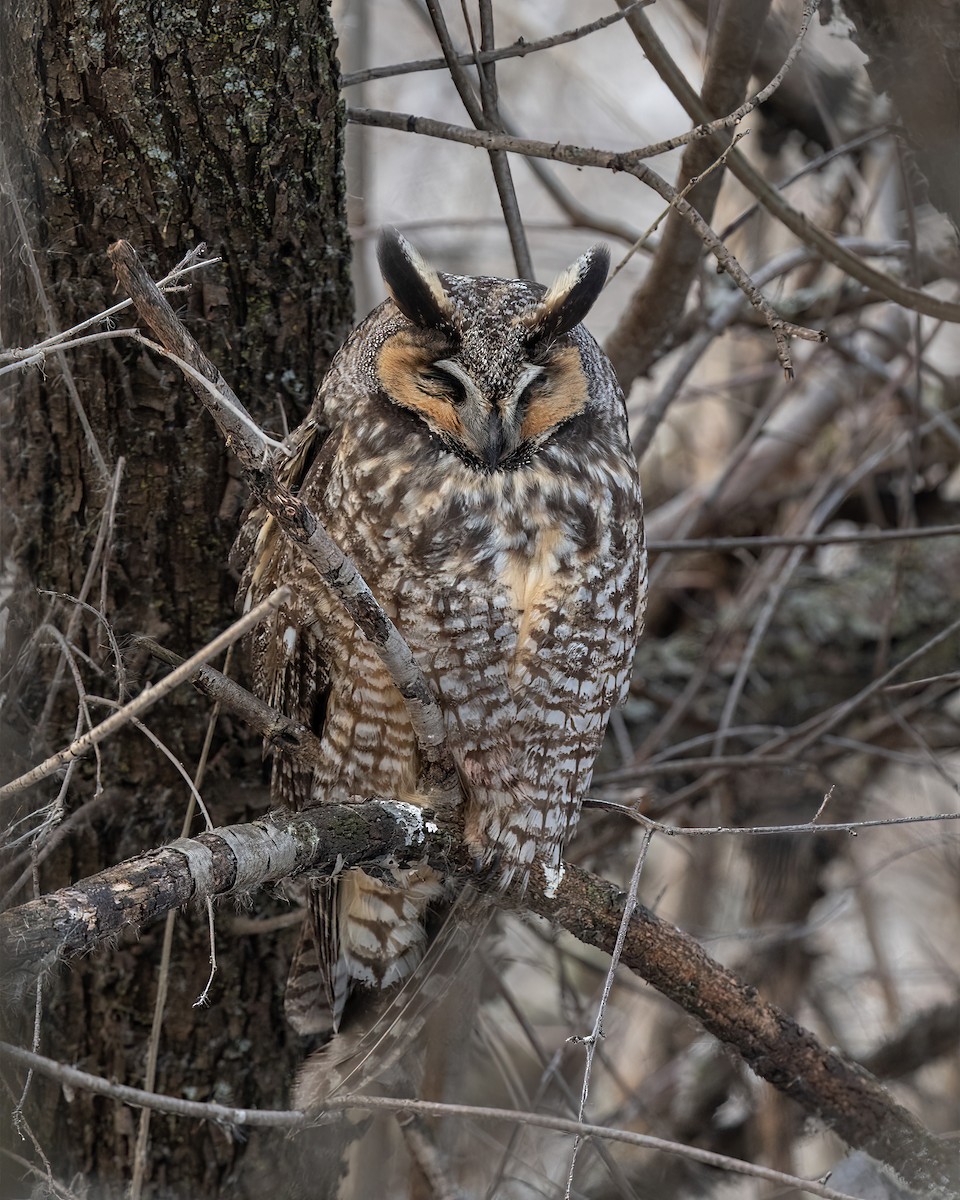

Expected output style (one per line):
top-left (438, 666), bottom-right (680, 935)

top-left (377, 228), bottom-right (455, 329)
top-left (523, 245), bottom-right (609, 341)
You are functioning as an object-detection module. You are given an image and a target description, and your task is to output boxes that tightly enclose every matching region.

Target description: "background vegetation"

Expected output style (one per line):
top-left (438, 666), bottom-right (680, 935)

top-left (2, 1), bottom-right (958, 1196)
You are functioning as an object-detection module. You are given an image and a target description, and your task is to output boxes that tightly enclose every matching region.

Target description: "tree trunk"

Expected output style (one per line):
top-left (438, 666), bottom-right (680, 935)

top-left (0, 3), bottom-right (352, 1195)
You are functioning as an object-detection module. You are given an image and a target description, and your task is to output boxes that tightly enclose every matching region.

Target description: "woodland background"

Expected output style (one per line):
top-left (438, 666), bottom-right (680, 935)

top-left (1, 1), bottom-right (958, 1198)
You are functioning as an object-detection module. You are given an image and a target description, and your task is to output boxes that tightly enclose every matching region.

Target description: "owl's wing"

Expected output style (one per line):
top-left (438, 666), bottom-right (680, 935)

top-left (236, 413), bottom-right (342, 808)
top-left (284, 878), bottom-right (341, 1037)
top-left (235, 407), bottom-right (346, 1033)
top-left (512, 482), bottom-right (645, 866)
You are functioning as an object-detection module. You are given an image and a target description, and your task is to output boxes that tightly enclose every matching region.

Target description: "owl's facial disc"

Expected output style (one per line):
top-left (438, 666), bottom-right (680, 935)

top-left (377, 333), bottom-right (590, 470)
top-left (374, 228), bottom-right (606, 471)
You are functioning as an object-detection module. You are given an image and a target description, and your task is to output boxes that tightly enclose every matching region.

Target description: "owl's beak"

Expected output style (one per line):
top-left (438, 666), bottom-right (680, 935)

top-left (484, 410), bottom-right (506, 469)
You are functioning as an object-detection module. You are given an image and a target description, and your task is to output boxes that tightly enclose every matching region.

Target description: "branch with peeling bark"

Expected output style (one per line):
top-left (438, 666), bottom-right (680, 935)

top-left (1, 809), bottom-right (956, 1196)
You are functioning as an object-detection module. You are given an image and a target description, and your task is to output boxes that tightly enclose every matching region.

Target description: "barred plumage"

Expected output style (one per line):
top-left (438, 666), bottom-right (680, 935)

top-left (240, 229), bottom-right (646, 1093)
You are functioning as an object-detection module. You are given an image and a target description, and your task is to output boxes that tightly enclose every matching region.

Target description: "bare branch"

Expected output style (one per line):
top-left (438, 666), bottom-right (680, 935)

top-left (106, 239), bottom-right (460, 801)
top-left (648, 522), bottom-right (960, 553)
top-left (0, 803), bottom-right (435, 997)
top-left (617, 2), bottom-right (960, 326)
top-left (0, 246), bottom-right (220, 374)
top-left (0, 1042), bottom-right (888, 1200)
top-left (0, 589), bottom-right (291, 802)
top-left (340, 3), bottom-right (650, 88)
top-left (604, 0), bottom-right (776, 387)
top-left (532, 861), bottom-right (958, 1196)
top-left (622, 0), bottom-right (821, 160)
top-left (590, 799), bottom-right (960, 838)
top-left (347, 107), bottom-right (826, 377)
top-left (2, 812), bottom-right (957, 1193)
top-left (422, 0), bottom-right (532, 278)
top-left (133, 636), bottom-right (326, 770)
top-left (564, 828), bottom-right (653, 1196)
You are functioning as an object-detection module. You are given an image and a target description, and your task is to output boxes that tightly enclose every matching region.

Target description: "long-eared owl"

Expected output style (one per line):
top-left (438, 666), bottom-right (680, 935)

top-left (241, 229), bottom-right (645, 1087)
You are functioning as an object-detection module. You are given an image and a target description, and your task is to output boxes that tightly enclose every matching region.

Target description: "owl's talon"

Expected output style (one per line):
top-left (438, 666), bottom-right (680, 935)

top-left (472, 851), bottom-right (498, 877)
top-left (469, 848), bottom-right (510, 893)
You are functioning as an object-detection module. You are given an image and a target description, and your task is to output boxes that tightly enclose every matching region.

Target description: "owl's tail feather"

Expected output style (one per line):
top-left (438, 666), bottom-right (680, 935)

top-left (284, 878), bottom-right (342, 1038)
top-left (293, 884), bottom-right (491, 1111)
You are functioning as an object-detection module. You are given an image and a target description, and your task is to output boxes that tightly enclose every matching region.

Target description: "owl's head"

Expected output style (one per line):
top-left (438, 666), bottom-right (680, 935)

top-left (373, 229), bottom-right (612, 472)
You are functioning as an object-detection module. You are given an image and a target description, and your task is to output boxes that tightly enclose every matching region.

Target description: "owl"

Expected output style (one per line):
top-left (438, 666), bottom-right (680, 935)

top-left (240, 229), bottom-right (645, 1096)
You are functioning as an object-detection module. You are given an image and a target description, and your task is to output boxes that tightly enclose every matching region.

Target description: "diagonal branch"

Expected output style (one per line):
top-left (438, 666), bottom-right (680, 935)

top-left (340, 3), bottom-right (651, 88)
top-left (0, 589), bottom-right (291, 802)
top-left (630, 0), bottom-right (821, 160)
top-left (422, 0), bottom-right (532, 279)
top-left (615, 2), bottom-right (960, 328)
top-left (1, 811), bottom-right (956, 1195)
top-left (603, 0), bottom-right (773, 388)
top-left (106, 240), bottom-right (460, 802)
top-left (133, 636), bottom-right (327, 770)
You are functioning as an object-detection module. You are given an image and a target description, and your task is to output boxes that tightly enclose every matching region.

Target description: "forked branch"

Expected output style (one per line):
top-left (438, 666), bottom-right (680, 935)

top-left (106, 240), bottom-right (460, 803)
top-left (346, 107), bottom-right (827, 378)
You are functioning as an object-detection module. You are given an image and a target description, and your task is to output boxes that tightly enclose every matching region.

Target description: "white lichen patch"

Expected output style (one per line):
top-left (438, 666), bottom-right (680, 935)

top-left (379, 800), bottom-right (428, 849)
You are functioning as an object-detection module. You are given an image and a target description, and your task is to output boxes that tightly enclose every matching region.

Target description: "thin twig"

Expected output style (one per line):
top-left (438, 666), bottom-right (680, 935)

top-left (480, 963), bottom-right (637, 1200)
top-left (629, 0), bottom-right (821, 159)
top-left (589, 802), bottom-right (960, 839)
top-left (647, 522), bottom-right (960, 554)
top-left (0, 147), bottom-right (109, 479)
top-left (615, 3), bottom-right (960, 325)
top-left (134, 635), bottom-right (327, 768)
top-left (563, 828), bottom-right (653, 1198)
top-left (35, 459), bottom-right (127, 738)
top-left (0, 588), bottom-right (290, 801)
top-left (127, 670), bottom-right (230, 1200)
top-left (423, 0), bottom-right (532, 279)
top-left (340, 3), bottom-right (650, 87)
top-left (347, 107), bottom-right (827, 376)
top-left (0, 1149), bottom-right (82, 1200)
top-left (477, 0), bottom-right (533, 279)
top-left (630, 238), bottom-right (908, 458)
top-left (607, 131), bottom-right (749, 287)
top-left (0, 247), bottom-right (219, 372)
top-left (0, 1043), bottom-right (902, 1200)
top-left (716, 125), bottom-right (891, 244)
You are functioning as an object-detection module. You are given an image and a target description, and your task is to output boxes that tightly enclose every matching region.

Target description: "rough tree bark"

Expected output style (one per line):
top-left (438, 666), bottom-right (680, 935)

top-left (0, 3), bottom-right (352, 1195)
